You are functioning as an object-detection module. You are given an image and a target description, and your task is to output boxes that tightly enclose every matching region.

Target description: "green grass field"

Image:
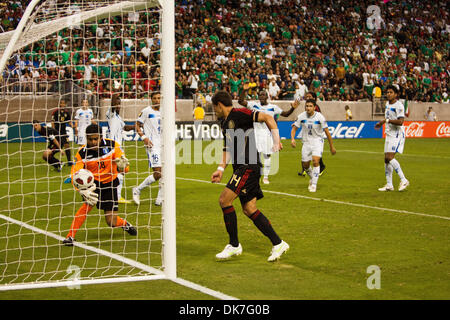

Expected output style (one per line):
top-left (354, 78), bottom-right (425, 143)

top-left (0, 138), bottom-right (449, 300)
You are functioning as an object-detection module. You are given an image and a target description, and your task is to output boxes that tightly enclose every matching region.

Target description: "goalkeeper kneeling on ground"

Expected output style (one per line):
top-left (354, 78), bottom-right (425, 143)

top-left (63, 123), bottom-right (137, 246)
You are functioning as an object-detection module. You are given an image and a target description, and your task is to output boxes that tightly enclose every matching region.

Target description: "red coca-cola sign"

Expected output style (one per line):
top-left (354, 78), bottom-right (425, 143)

top-left (383, 121), bottom-right (450, 138)
top-left (404, 122), bottom-right (425, 137)
top-left (436, 122), bottom-right (450, 137)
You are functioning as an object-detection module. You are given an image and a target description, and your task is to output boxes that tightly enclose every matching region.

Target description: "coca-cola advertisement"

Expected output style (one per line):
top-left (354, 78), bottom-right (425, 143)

top-left (383, 121), bottom-right (450, 138)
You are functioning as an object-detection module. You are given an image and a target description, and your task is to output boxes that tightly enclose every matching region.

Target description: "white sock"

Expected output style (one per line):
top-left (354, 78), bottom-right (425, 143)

top-left (156, 182), bottom-right (163, 202)
top-left (263, 154), bottom-right (271, 178)
top-left (389, 159), bottom-right (406, 181)
top-left (311, 166), bottom-right (320, 186)
top-left (117, 173), bottom-right (124, 198)
top-left (385, 163), bottom-right (393, 186)
top-left (137, 173), bottom-right (156, 193)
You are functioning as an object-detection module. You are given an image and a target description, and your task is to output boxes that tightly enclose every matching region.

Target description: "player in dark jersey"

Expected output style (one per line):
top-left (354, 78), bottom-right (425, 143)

top-left (62, 124), bottom-right (136, 246)
top-left (210, 90), bottom-right (289, 262)
top-left (51, 99), bottom-right (73, 166)
top-left (32, 120), bottom-right (64, 172)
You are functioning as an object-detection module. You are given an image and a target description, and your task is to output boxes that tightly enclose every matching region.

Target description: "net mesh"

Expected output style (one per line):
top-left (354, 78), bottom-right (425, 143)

top-left (0, 0), bottom-right (165, 288)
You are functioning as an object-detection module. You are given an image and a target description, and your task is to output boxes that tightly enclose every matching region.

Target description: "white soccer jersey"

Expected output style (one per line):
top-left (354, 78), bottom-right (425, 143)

top-left (384, 100), bottom-right (405, 138)
top-left (137, 106), bottom-right (161, 149)
top-left (293, 111), bottom-right (328, 143)
top-left (74, 108), bottom-right (94, 145)
top-left (246, 101), bottom-right (282, 154)
top-left (106, 108), bottom-right (126, 144)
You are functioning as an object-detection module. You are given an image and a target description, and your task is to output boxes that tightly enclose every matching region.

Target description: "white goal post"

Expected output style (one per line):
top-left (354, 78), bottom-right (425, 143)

top-left (0, 0), bottom-right (176, 291)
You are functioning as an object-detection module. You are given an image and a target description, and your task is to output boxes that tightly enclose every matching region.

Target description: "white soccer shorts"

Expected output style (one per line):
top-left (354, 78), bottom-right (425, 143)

top-left (384, 135), bottom-right (405, 154)
top-left (301, 139), bottom-right (324, 162)
top-left (146, 147), bottom-right (162, 168)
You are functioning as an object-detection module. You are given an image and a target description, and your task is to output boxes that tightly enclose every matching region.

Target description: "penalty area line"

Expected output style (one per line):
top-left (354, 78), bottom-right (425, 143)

top-left (177, 177), bottom-right (450, 222)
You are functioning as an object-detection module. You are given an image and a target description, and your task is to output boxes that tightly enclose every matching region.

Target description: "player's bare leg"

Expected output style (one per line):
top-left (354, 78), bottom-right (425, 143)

top-left (104, 210), bottom-right (137, 236)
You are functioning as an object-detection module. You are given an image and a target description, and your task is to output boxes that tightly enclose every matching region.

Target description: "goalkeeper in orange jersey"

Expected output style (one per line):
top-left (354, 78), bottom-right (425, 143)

top-left (62, 123), bottom-right (137, 246)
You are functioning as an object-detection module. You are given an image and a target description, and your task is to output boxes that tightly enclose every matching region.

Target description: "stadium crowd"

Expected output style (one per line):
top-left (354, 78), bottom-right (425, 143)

top-left (1, 0), bottom-right (449, 103)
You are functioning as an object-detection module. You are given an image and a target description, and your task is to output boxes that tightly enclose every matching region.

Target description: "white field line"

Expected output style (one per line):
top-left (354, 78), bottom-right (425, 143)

top-left (281, 149), bottom-right (450, 159)
top-left (177, 177), bottom-right (450, 221)
top-left (0, 213), bottom-right (239, 300)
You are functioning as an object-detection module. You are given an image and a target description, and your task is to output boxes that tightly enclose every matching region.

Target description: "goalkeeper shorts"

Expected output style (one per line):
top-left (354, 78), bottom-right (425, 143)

top-left (94, 178), bottom-right (119, 212)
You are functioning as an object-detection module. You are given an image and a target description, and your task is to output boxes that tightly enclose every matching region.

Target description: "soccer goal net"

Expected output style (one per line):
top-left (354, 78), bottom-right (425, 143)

top-left (0, 0), bottom-right (176, 291)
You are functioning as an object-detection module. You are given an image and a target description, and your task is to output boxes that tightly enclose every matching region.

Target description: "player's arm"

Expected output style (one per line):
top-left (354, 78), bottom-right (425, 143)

top-left (123, 124), bottom-right (135, 131)
top-left (257, 112), bottom-right (282, 152)
top-left (375, 117), bottom-right (404, 128)
top-left (211, 149), bottom-right (230, 184)
top-left (135, 121), bottom-right (152, 148)
top-left (73, 119), bottom-right (79, 135)
top-left (290, 123), bottom-right (299, 148)
top-left (237, 83), bottom-right (249, 107)
top-left (324, 127), bottom-right (336, 155)
top-left (280, 99), bottom-right (300, 117)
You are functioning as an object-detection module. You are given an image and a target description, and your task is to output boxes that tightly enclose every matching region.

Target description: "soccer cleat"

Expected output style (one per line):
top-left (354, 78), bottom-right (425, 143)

top-left (398, 180), bottom-right (410, 191)
top-left (118, 197), bottom-right (132, 204)
top-left (122, 222), bottom-right (137, 236)
top-left (63, 177), bottom-right (72, 184)
top-left (62, 236), bottom-right (75, 246)
top-left (67, 161), bottom-right (74, 167)
top-left (262, 177), bottom-right (270, 184)
top-left (132, 187), bottom-right (140, 205)
top-left (268, 240), bottom-right (289, 262)
top-left (55, 163), bottom-right (64, 172)
top-left (215, 243), bottom-right (243, 260)
top-left (155, 199), bottom-right (162, 206)
top-left (378, 184), bottom-right (394, 192)
top-left (308, 184), bottom-right (317, 193)
top-left (298, 169), bottom-right (306, 177)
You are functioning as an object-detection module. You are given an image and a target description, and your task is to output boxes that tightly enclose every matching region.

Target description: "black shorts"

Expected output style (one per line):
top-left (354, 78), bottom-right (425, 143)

top-left (226, 165), bottom-right (264, 206)
top-left (94, 178), bottom-right (119, 212)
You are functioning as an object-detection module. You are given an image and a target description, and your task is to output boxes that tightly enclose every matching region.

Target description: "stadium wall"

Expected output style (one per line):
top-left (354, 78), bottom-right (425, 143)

top-left (0, 97), bottom-right (449, 123)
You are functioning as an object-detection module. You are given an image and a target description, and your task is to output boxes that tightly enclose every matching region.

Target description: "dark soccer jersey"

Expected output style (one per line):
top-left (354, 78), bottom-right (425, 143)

top-left (221, 108), bottom-right (261, 170)
top-left (37, 126), bottom-right (61, 148)
top-left (52, 108), bottom-right (72, 136)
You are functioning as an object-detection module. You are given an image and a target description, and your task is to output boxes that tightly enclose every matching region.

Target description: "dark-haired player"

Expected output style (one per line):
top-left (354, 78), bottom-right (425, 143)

top-left (63, 123), bottom-right (137, 246)
top-left (375, 85), bottom-right (409, 191)
top-left (210, 90), bottom-right (289, 262)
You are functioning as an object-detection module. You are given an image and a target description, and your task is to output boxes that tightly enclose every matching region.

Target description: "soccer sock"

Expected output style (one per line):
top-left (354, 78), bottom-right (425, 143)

top-left (156, 181), bottom-right (163, 201)
top-left (305, 167), bottom-right (313, 179)
top-left (47, 156), bottom-right (60, 168)
top-left (137, 173), bottom-right (156, 192)
top-left (249, 210), bottom-right (281, 246)
top-left (117, 173), bottom-right (124, 198)
top-left (311, 166), bottom-right (320, 185)
top-left (389, 159), bottom-right (406, 181)
top-left (222, 206), bottom-right (239, 247)
top-left (319, 157), bottom-right (325, 170)
top-left (65, 149), bottom-right (72, 162)
top-left (385, 163), bottom-right (393, 186)
top-left (115, 216), bottom-right (127, 227)
top-left (263, 154), bottom-right (271, 178)
top-left (67, 203), bottom-right (93, 238)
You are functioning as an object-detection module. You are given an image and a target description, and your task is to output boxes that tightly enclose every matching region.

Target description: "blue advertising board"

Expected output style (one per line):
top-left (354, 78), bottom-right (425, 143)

top-left (278, 121), bottom-right (382, 139)
top-left (1, 121), bottom-right (382, 143)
